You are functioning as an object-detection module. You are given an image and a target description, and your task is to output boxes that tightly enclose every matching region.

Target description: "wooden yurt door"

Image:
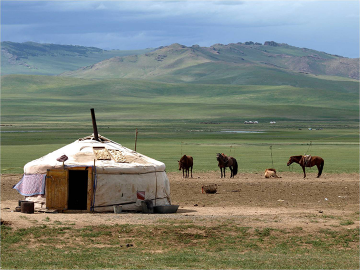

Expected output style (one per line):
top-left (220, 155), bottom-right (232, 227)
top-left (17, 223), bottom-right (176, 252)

top-left (46, 167), bottom-right (93, 212)
top-left (46, 169), bottom-right (69, 211)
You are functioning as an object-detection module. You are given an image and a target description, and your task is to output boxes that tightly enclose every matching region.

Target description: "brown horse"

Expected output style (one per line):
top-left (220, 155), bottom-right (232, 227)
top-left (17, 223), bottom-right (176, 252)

top-left (178, 155), bottom-right (193, 178)
top-left (216, 153), bottom-right (238, 178)
top-left (287, 155), bottom-right (324, 178)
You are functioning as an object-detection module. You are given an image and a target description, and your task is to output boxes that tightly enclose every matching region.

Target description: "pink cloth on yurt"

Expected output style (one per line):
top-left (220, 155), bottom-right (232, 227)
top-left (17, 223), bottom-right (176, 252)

top-left (13, 174), bottom-right (46, 196)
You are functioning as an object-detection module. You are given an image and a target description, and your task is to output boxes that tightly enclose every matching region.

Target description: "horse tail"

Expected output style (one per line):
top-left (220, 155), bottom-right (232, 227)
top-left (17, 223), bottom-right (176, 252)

top-left (232, 158), bottom-right (238, 176)
top-left (319, 159), bottom-right (324, 177)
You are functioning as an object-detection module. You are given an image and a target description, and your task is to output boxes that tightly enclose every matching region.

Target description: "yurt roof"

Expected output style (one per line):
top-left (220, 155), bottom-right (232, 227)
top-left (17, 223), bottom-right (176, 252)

top-left (24, 134), bottom-right (165, 174)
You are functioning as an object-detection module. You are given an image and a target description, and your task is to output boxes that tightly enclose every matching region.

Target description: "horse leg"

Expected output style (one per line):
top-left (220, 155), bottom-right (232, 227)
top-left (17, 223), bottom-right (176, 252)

top-left (302, 166), bottom-right (306, 178)
top-left (316, 163), bottom-right (323, 178)
top-left (182, 168), bottom-right (185, 178)
top-left (190, 166), bottom-right (193, 178)
top-left (219, 167), bottom-right (223, 178)
top-left (230, 166), bottom-right (233, 178)
top-left (320, 161), bottom-right (324, 177)
top-left (186, 168), bottom-right (189, 178)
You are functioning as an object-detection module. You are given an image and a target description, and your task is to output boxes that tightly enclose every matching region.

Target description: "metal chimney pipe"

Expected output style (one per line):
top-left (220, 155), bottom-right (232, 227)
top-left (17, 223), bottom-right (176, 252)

top-left (90, 108), bottom-right (99, 141)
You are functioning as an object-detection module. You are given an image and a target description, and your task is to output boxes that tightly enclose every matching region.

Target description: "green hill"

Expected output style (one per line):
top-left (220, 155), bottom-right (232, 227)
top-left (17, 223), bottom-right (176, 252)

top-left (1, 74), bottom-right (358, 126)
top-left (1, 41), bottom-right (154, 75)
top-left (61, 42), bottom-right (359, 82)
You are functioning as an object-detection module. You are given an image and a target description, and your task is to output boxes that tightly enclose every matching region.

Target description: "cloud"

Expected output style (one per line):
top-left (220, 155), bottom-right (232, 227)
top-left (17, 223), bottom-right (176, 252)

top-left (1, 1), bottom-right (359, 57)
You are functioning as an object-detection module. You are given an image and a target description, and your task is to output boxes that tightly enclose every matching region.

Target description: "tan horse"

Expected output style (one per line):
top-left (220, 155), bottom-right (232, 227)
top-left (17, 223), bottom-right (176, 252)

top-left (178, 155), bottom-right (193, 178)
top-left (264, 168), bottom-right (281, 178)
top-left (287, 155), bottom-right (324, 178)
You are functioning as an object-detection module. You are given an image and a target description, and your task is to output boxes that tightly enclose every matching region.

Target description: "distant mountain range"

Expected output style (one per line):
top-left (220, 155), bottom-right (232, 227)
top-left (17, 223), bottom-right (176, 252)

top-left (1, 41), bottom-right (359, 82)
top-left (1, 41), bottom-right (153, 76)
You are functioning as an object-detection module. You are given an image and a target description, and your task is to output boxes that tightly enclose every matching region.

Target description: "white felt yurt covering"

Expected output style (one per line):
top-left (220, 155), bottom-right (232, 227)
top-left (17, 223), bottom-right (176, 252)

top-left (18, 134), bottom-right (171, 212)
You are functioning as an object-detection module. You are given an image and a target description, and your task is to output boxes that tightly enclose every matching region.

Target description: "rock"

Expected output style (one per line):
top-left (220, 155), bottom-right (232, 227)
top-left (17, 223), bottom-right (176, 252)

top-left (264, 41), bottom-right (279, 47)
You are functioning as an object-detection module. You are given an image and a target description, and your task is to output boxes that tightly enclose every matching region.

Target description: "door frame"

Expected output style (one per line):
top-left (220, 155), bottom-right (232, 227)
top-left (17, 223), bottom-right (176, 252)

top-left (46, 167), bottom-right (94, 212)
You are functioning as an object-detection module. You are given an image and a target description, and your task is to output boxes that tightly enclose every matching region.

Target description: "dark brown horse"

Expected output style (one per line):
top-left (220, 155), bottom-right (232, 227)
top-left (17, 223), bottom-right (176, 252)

top-left (178, 155), bottom-right (193, 178)
top-left (287, 155), bottom-right (324, 178)
top-left (216, 153), bottom-right (238, 178)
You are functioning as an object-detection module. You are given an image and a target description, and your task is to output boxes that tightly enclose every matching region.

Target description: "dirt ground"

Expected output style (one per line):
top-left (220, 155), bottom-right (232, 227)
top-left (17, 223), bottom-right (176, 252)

top-left (1, 171), bottom-right (359, 232)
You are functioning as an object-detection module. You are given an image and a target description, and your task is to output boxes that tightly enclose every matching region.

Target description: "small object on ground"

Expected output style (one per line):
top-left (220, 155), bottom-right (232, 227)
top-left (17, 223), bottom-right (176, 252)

top-left (44, 209), bottom-right (58, 214)
top-left (202, 184), bottom-right (217, 194)
top-left (141, 200), bottom-right (154, 214)
top-left (153, 205), bottom-right (179, 214)
top-left (21, 201), bottom-right (34, 214)
top-left (114, 205), bottom-right (123, 214)
top-left (1, 219), bottom-right (11, 226)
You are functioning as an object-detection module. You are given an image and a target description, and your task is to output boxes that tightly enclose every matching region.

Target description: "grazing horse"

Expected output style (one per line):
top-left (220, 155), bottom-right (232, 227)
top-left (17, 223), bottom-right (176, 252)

top-left (287, 155), bottom-right (324, 178)
top-left (216, 153), bottom-right (238, 178)
top-left (178, 155), bottom-right (193, 178)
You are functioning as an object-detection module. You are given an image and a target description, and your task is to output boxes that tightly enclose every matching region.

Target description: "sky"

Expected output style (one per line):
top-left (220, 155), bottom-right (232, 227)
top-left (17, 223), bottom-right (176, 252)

top-left (1, 0), bottom-right (359, 58)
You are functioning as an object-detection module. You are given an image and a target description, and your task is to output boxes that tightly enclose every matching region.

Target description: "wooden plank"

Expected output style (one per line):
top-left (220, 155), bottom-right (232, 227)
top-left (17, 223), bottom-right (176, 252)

top-left (46, 169), bottom-right (68, 211)
top-left (87, 167), bottom-right (94, 212)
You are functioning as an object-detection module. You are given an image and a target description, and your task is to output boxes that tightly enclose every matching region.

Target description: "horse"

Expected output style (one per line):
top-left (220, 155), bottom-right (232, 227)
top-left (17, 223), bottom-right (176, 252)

top-left (264, 168), bottom-right (281, 178)
top-left (178, 155), bottom-right (193, 178)
top-left (216, 153), bottom-right (238, 178)
top-left (287, 155), bottom-right (324, 178)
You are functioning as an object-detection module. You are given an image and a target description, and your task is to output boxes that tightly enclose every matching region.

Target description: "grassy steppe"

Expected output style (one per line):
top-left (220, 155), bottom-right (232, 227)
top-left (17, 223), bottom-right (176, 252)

top-left (1, 222), bottom-right (359, 269)
top-left (1, 73), bottom-right (359, 270)
top-left (1, 75), bottom-right (358, 174)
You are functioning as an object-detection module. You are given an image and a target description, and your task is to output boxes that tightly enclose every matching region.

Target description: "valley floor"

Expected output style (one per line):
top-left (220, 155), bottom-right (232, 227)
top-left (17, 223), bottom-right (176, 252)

top-left (2, 172), bottom-right (359, 233)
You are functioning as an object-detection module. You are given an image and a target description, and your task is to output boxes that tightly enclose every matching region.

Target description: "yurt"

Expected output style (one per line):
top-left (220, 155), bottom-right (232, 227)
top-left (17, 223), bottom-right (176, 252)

top-left (14, 133), bottom-right (171, 212)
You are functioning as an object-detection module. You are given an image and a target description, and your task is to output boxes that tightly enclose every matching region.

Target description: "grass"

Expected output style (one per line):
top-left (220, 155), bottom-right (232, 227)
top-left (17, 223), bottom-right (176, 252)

top-left (1, 75), bottom-right (358, 174)
top-left (1, 123), bottom-right (358, 174)
top-left (1, 221), bottom-right (359, 269)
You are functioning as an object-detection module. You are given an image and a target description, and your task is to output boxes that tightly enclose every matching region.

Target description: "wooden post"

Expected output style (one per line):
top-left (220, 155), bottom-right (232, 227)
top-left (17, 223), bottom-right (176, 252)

top-left (90, 108), bottom-right (99, 141)
top-left (135, 129), bottom-right (138, 151)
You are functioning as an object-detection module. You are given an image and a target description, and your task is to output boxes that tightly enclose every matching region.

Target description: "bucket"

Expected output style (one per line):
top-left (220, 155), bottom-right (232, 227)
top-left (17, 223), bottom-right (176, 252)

top-left (18, 200), bottom-right (27, 206)
top-left (113, 205), bottom-right (122, 214)
top-left (21, 201), bottom-right (34, 214)
top-left (141, 200), bottom-right (154, 214)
